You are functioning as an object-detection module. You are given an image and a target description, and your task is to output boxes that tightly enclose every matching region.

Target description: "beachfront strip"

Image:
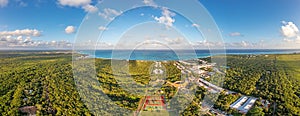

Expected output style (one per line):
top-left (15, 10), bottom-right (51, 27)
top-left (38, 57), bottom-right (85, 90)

top-left (174, 59), bottom-right (260, 115)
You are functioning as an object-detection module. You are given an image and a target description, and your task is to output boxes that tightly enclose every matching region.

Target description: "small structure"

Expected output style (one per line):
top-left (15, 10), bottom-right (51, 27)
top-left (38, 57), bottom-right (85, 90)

top-left (153, 69), bottom-right (164, 74)
top-left (19, 106), bottom-right (37, 116)
top-left (260, 99), bottom-right (271, 108)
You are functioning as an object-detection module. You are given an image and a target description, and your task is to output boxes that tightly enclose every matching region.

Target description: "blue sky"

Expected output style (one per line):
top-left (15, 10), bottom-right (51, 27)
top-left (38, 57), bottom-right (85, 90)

top-left (200, 0), bottom-right (300, 43)
top-left (0, 0), bottom-right (300, 49)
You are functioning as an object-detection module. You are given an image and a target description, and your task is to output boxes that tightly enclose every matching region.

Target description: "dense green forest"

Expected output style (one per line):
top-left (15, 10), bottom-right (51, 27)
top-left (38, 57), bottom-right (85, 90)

top-left (0, 51), bottom-right (91, 115)
top-left (222, 54), bottom-right (300, 115)
top-left (0, 51), bottom-right (197, 115)
top-left (0, 51), bottom-right (299, 115)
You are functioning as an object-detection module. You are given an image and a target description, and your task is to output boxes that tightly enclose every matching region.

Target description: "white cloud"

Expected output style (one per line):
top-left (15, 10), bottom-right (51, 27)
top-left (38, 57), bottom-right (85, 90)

top-left (192, 40), bottom-right (222, 48)
top-left (57, 0), bottom-right (98, 13)
top-left (0, 37), bottom-right (72, 49)
top-left (0, 29), bottom-right (41, 37)
top-left (137, 40), bottom-right (169, 49)
top-left (191, 23), bottom-right (200, 28)
top-left (0, 30), bottom-right (72, 49)
top-left (296, 36), bottom-right (300, 44)
top-left (281, 21), bottom-right (300, 45)
top-left (284, 35), bottom-right (300, 44)
top-left (98, 26), bottom-right (108, 31)
top-left (0, 0), bottom-right (8, 8)
top-left (143, 0), bottom-right (156, 6)
top-left (229, 32), bottom-right (243, 37)
top-left (226, 41), bottom-right (266, 48)
top-left (241, 41), bottom-right (250, 47)
top-left (23, 37), bottom-right (32, 43)
top-left (73, 40), bottom-right (113, 49)
top-left (154, 8), bottom-right (175, 27)
top-left (190, 40), bottom-right (269, 49)
top-left (58, 0), bottom-right (90, 7)
top-left (16, 36), bottom-right (22, 41)
top-left (19, 1), bottom-right (27, 7)
top-left (283, 38), bottom-right (293, 42)
top-left (164, 37), bottom-right (185, 45)
top-left (281, 21), bottom-right (299, 38)
top-left (65, 26), bottom-right (76, 34)
top-left (15, 0), bottom-right (27, 7)
top-left (82, 4), bottom-right (98, 13)
top-left (96, 42), bottom-right (113, 49)
top-left (99, 8), bottom-right (122, 20)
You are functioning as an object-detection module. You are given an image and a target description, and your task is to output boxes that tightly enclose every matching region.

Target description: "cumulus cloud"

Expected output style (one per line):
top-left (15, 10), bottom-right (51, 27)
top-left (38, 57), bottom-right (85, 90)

top-left (229, 32), bottom-right (243, 37)
top-left (65, 26), bottom-right (76, 34)
top-left (98, 8), bottom-right (122, 20)
top-left (281, 21), bottom-right (299, 38)
top-left (154, 7), bottom-right (175, 27)
top-left (0, 0), bottom-right (8, 8)
top-left (57, 0), bottom-right (98, 13)
top-left (281, 21), bottom-right (300, 44)
top-left (0, 29), bottom-right (41, 37)
top-left (98, 26), bottom-right (108, 31)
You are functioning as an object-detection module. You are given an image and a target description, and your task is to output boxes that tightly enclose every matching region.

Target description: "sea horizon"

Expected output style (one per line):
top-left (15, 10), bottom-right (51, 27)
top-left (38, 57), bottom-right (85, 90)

top-left (77, 49), bottom-right (300, 61)
top-left (1, 49), bottom-right (299, 61)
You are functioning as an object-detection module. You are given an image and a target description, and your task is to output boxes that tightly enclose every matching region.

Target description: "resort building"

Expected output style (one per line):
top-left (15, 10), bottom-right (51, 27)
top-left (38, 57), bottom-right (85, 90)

top-left (230, 96), bottom-right (257, 114)
top-left (238, 97), bottom-right (257, 113)
top-left (230, 96), bottom-right (248, 109)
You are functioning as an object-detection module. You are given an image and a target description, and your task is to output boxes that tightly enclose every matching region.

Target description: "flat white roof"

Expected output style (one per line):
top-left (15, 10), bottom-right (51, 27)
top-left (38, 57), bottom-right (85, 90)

top-left (238, 98), bottom-right (257, 113)
top-left (230, 96), bottom-right (248, 109)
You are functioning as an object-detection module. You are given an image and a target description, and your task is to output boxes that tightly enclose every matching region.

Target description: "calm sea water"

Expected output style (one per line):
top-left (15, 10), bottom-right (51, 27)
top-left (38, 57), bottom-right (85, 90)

top-left (79, 49), bottom-right (300, 61)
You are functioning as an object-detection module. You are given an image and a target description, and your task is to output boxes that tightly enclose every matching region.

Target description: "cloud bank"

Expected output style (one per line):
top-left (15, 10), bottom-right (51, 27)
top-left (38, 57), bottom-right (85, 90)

top-left (0, 29), bottom-right (41, 37)
top-left (0, 29), bottom-right (72, 49)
